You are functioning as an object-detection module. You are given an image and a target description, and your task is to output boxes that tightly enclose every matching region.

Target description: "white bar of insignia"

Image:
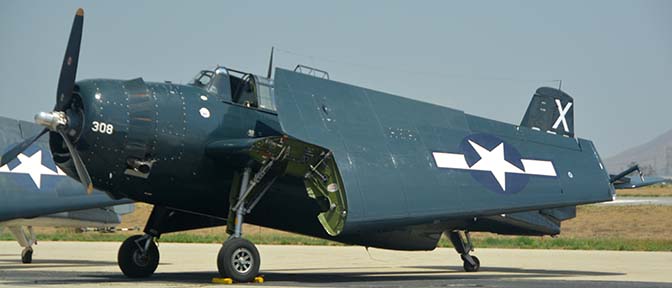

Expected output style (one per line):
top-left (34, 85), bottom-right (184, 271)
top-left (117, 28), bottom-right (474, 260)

top-left (432, 152), bottom-right (469, 169)
top-left (521, 159), bottom-right (557, 176)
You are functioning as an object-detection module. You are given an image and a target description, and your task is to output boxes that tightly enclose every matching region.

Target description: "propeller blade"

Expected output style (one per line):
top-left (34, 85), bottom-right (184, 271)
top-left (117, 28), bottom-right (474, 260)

top-left (55, 8), bottom-right (84, 111)
top-left (57, 130), bottom-right (93, 194)
top-left (0, 128), bottom-right (48, 167)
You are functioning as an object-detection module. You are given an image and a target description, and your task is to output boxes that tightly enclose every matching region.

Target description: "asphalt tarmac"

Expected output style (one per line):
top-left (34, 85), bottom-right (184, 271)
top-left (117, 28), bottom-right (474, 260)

top-left (1, 241), bottom-right (671, 287)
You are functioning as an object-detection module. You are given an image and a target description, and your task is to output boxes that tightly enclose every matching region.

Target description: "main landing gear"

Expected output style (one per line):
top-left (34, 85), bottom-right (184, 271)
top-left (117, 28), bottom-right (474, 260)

top-left (448, 230), bottom-right (480, 272)
top-left (118, 234), bottom-right (159, 278)
top-left (218, 237), bottom-right (260, 282)
top-left (117, 147), bottom-right (285, 281)
top-left (219, 149), bottom-right (285, 282)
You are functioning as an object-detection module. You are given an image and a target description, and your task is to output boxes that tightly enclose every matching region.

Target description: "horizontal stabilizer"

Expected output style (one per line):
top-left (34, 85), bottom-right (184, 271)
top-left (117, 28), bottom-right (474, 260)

top-left (609, 165), bottom-right (669, 189)
top-left (612, 176), bottom-right (669, 189)
top-left (521, 87), bottom-right (574, 137)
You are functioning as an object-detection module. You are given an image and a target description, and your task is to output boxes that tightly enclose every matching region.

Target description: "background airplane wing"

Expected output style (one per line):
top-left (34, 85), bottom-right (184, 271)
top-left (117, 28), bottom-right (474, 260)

top-left (0, 115), bottom-right (132, 222)
top-left (1, 203), bottom-right (134, 263)
top-left (612, 176), bottom-right (669, 189)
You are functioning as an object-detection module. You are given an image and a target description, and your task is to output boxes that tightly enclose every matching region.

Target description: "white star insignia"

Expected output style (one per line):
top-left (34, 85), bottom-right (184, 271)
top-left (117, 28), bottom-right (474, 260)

top-left (0, 150), bottom-right (66, 189)
top-left (432, 140), bottom-right (557, 192)
top-left (467, 140), bottom-right (524, 191)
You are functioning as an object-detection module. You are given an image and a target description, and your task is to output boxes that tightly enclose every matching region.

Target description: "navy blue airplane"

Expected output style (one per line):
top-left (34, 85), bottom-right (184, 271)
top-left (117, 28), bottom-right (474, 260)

top-left (0, 9), bottom-right (657, 282)
top-left (0, 116), bottom-right (133, 263)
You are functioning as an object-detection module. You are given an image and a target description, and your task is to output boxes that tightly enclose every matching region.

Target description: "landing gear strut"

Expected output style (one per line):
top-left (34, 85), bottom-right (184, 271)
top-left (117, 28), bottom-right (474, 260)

top-left (118, 234), bottom-right (159, 278)
top-left (448, 230), bottom-right (480, 272)
top-left (218, 149), bottom-right (286, 282)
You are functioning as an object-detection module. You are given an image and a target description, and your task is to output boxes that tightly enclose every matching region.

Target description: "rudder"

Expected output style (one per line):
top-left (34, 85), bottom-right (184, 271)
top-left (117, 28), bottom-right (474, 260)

top-left (520, 87), bottom-right (574, 137)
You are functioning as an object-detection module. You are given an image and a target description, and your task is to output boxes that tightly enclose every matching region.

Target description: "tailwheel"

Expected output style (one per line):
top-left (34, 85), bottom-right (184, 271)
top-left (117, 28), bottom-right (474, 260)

top-left (21, 247), bottom-right (33, 264)
top-left (448, 230), bottom-right (481, 272)
top-left (217, 238), bottom-right (260, 283)
top-left (118, 235), bottom-right (159, 278)
top-left (462, 255), bottom-right (480, 272)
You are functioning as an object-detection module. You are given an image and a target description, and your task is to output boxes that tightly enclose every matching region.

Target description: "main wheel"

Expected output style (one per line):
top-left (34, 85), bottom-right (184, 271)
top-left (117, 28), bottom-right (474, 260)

top-left (118, 235), bottom-right (159, 278)
top-left (21, 247), bottom-right (33, 264)
top-left (462, 255), bottom-right (480, 272)
top-left (217, 238), bottom-right (260, 283)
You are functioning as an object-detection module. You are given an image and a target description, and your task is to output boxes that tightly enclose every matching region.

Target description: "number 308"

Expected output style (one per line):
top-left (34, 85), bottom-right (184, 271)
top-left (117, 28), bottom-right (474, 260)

top-left (91, 121), bottom-right (114, 135)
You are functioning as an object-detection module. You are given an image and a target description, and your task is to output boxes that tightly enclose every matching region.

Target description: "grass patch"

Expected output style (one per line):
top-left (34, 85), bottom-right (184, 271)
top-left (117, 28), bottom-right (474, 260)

top-left (0, 230), bottom-right (340, 246)
top-left (616, 184), bottom-right (672, 197)
top-left (616, 194), bottom-right (666, 197)
top-left (0, 231), bottom-right (128, 242)
top-left (3, 200), bottom-right (669, 252)
top-left (2, 231), bottom-right (670, 251)
top-left (442, 236), bottom-right (672, 251)
top-left (157, 232), bottom-right (340, 246)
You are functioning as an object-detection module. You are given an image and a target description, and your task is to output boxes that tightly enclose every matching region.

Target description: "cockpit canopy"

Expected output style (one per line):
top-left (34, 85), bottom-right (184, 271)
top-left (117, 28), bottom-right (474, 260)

top-left (191, 70), bottom-right (214, 88)
top-left (189, 66), bottom-right (276, 112)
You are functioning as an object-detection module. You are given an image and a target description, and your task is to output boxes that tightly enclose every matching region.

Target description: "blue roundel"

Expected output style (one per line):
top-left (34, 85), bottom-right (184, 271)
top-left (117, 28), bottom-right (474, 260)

top-left (458, 133), bottom-right (529, 194)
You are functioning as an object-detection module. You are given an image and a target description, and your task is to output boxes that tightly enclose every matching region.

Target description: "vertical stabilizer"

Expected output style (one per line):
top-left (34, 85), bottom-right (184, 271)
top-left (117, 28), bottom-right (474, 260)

top-left (520, 87), bottom-right (574, 137)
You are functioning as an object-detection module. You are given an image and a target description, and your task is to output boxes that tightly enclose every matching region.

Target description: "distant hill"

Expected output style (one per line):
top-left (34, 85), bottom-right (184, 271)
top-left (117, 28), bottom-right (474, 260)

top-left (604, 128), bottom-right (672, 177)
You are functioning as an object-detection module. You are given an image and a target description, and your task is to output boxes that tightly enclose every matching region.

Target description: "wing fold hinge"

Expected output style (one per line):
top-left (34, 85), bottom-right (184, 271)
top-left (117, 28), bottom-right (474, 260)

top-left (303, 150), bottom-right (346, 236)
top-left (220, 136), bottom-right (348, 236)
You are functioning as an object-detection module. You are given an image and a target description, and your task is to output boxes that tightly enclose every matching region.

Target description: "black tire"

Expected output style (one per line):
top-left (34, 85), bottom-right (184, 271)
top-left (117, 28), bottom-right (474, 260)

top-left (118, 235), bottom-right (159, 278)
top-left (462, 255), bottom-right (480, 272)
top-left (21, 248), bottom-right (33, 264)
top-left (217, 238), bottom-right (260, 283)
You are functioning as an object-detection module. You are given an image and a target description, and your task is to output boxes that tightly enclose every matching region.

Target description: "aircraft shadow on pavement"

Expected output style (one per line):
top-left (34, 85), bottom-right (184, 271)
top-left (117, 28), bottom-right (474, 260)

top-left (0, 258), bottom-right (117, 271)
top-left (258, 266), bottom-right (623, 284)
top-left (0, 258), bottom-right (173, 271)
top-left (407, 265), bottom-right (623, 277)
top-left (0, 264), bottom-right (625, 286)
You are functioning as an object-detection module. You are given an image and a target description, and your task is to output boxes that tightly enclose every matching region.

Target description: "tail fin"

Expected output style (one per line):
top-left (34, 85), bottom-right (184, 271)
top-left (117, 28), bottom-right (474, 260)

top-left (520, 87), bottom-right (574, 137)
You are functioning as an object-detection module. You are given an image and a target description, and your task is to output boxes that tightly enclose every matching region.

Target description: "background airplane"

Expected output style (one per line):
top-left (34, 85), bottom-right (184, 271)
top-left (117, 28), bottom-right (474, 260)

top-left (0, 115), bottom-right (133, 263)
top-left (0, 205), bottom-right (133, 264)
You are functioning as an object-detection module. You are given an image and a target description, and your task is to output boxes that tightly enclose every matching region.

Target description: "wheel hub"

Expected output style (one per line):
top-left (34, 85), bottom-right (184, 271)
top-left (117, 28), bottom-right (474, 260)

top-left (132, 250), bottom-right (149, 267)
top-left (231, 248), bottom-right (253, 274)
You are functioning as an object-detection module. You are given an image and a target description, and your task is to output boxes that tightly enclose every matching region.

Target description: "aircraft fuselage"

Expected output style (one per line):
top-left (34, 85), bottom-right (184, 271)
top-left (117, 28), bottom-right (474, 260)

top-left (49, 69), bottom-right (614, 250)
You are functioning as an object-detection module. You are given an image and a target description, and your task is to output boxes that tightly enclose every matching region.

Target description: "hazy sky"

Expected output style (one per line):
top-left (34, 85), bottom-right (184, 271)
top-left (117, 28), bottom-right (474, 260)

top-left (1, 0), bottom-right (670, 157)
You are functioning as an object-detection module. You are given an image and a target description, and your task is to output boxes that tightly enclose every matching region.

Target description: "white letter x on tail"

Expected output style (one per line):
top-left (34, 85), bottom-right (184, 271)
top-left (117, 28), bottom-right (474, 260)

top-left (552, 99), bottom-right (572, 132)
